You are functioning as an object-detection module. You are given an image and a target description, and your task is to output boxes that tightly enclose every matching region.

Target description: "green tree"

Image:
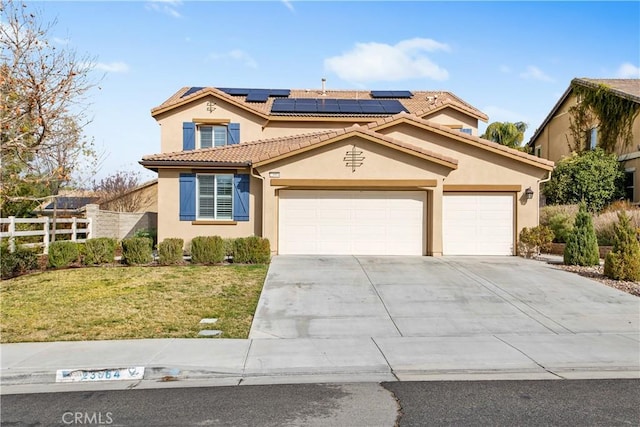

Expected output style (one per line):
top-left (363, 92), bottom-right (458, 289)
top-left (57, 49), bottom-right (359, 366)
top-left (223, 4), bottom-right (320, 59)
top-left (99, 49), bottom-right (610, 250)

top-left (481, 121), bottom-right (528, 149)
top-left (543, 149), bottom-right (624, 212)
top-left (563, 202), bottom-right (600, 266)
top-left (604, 211), bottom-right (640, 281)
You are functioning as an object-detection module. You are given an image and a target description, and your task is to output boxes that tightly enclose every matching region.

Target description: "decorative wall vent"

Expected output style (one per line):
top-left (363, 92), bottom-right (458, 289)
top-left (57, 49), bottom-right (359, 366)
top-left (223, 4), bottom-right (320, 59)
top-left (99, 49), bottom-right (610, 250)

top-left (344, 145), bottom-right (365, 172)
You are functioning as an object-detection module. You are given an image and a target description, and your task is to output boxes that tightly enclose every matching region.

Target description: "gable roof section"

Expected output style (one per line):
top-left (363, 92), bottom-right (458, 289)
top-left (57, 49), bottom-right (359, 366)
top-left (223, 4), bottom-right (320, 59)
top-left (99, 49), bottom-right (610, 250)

top-left (151, 86), bottom-right (488, 122)
top-left (140, 126), bottom-right (459, 170)
top-left (367, 112), bottom-right (554, 170)
top-left (527, 78), bottom-right (640, 147)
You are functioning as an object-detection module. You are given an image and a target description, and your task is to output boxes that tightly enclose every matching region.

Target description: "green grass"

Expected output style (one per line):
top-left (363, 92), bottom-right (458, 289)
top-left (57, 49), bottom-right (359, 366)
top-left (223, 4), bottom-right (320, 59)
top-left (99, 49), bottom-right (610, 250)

top-left (0, 265), bottom-right (268, 343)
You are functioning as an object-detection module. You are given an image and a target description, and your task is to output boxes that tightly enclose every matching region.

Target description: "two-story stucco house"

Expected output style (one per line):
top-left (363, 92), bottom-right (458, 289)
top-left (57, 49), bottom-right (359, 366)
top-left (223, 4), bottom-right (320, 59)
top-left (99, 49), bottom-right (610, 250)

top-left (140, 86), bottom-right (553, 256)
top-left (527, 78), bottom-right (640, 203)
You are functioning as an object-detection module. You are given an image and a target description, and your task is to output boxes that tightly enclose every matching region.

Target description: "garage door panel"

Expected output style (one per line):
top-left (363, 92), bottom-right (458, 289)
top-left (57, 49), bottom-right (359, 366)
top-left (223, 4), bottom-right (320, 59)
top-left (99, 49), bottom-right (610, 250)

top-left (443, 194), bottom-right (514, 256)
top-left (279, 190), bottom-right (424, 255)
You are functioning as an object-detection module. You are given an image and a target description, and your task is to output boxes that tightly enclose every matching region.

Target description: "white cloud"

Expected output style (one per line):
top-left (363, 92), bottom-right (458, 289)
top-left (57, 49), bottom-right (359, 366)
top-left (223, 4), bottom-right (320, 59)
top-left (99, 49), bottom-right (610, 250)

top-left (324, 38), bottom-right (450, 83)
top-left (616, 62), bottom-right (640, 78)
top-left (282, 0), bottom-right (295, 12)
top-left (145, 0), bottom-right (182, 18)
top-left (52, 37), bottom-right (70, 45)
top-left (94, 62), bottom-right (130, 73)
top-left (210, 49), bottom-right (257, 69)
top-left (520, 65), bottom-right (554, 82)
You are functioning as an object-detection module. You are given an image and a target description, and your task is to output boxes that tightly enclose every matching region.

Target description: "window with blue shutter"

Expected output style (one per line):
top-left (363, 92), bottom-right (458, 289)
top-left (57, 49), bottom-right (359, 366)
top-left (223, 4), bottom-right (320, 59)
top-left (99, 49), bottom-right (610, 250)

top-left (460, 128), bottom-right (472, 135)
top-left (228, 123), bottom-right (240, 145)
top-left (183, 122), bottom-right (195, 151)
top-left (179, 173), bottom-right (196, 220)
top-left (233, 174), bottom-right (250, 221)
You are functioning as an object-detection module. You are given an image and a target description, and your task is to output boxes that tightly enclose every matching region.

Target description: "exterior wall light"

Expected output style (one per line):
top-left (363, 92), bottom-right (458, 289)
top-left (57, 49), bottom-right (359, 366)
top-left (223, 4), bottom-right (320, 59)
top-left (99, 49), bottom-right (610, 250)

top-left (525, 187), bottom-right (534, 200)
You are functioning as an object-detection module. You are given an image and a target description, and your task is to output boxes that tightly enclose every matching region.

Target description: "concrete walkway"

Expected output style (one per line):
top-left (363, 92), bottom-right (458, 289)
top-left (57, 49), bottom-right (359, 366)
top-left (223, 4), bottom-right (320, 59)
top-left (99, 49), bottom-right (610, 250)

top-left (1, 256), bottom-right (639, 394)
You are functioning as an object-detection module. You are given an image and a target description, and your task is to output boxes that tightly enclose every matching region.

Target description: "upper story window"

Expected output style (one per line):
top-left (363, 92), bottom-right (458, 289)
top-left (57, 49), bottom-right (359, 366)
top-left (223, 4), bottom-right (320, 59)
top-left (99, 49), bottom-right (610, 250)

top-left (535, 145), bottom-right (542, 157)
top-left (199, 125), bottom-right (227, 148)
top-left (182, 122), bottom-right (240, 151)
top-left (625, 169), bottom-right (635, 201)
top-left (589, 127), bottom-right (598, 150)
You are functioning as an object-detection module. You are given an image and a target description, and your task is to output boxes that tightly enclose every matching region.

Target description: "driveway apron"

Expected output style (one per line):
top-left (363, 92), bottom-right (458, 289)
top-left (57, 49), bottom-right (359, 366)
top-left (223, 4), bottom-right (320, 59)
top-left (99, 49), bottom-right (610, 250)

top-left (249, 256), bottom-right (640, 340)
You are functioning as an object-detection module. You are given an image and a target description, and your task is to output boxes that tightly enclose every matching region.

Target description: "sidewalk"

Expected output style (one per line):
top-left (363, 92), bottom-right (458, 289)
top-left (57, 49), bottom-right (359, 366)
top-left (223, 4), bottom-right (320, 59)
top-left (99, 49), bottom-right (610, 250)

top-left (2, 332), bottom-right (639, 394)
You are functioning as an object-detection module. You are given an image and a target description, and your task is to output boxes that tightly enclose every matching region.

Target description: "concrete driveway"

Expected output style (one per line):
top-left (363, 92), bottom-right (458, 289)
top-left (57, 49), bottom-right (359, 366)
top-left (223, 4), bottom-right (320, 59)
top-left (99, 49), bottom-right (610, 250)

top-left (249, 256), bottom-right (640, 339)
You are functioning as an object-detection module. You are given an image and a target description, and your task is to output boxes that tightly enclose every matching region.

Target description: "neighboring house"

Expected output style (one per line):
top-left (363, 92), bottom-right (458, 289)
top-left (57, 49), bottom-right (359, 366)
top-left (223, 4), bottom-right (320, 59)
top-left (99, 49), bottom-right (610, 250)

top-left (140, 86), bottom-right (553, 256)
top-left (527, 78), bottom-right (640, 203)
top-left (98, 179), bottom-right (158, 213)
top-left (37, 196), bottom-right (101, 217)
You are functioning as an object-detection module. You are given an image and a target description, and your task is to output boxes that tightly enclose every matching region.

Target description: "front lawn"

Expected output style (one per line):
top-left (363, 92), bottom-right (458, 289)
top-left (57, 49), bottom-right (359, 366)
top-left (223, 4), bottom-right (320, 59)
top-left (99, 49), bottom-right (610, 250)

top-left (0, 265), bottom-right (268, 343)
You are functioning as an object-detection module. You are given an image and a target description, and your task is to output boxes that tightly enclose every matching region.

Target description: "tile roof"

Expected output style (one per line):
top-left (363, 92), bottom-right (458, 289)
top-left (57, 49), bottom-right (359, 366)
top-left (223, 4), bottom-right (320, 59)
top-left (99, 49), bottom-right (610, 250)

top-left (141, 125), bottom-right (459, 168)
top-left (151, 86), bottom-right (488, 121)
top-left (364, 112), bottom-right (555, 169)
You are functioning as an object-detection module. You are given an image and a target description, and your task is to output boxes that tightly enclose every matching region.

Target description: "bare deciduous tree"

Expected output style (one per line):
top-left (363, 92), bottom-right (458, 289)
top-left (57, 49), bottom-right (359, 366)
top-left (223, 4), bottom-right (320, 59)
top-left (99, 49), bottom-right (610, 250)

top-left (94, 171), bottom-right (152, 212)
top-left (1, 0), bottom-right (98, 215)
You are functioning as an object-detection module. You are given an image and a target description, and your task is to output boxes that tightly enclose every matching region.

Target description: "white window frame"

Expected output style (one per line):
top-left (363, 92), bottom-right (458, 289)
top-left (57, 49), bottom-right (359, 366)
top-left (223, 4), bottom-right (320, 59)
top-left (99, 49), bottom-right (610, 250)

top-left (535, 145), bottom-right (542, 157)
top-left (198, 125), bottom-right (227, 149)
top-left (196, 174), bottom-right (233, 220)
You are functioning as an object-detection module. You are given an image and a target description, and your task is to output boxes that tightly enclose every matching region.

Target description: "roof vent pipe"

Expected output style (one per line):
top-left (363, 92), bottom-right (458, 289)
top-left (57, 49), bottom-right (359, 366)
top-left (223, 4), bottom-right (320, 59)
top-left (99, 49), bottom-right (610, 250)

top-left (321, 78), bottom-right (326, 96)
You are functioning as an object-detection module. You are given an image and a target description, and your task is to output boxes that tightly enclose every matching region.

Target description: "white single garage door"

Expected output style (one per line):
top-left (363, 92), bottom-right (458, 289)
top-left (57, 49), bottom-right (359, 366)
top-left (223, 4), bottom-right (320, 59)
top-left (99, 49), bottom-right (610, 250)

top-left (443, 194), bottom-right (514, 255)
top-left (278, 190), bottom-right (425, 255)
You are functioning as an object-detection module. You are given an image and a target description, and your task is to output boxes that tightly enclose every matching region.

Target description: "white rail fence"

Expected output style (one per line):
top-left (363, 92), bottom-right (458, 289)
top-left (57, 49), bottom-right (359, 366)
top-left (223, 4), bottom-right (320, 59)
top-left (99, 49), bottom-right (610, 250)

top-left (0, 216), bottom-right (91, 254)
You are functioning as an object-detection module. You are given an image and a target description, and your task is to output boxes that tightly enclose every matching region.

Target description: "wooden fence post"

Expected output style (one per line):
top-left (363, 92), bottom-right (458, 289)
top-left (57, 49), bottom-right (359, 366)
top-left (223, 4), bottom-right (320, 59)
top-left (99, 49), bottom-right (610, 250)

top-left (8, 216), bottom-right (15, 253)
top-left (71, 217), bottom-right (77, 242)
top-left (43, 217), bottom-right (50, 255)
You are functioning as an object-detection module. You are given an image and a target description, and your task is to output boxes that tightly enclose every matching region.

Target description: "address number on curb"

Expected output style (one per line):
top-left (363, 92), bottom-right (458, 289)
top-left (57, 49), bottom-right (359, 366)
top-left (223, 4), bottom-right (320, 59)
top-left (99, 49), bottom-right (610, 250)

top-left (56, 367), bottom-right (145, 383)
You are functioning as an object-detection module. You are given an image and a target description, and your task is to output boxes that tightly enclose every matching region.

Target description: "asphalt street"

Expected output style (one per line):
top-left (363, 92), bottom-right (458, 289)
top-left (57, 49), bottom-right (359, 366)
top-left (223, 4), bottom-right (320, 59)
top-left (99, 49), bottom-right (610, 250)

top-left (2, 379), bottom-right (638, 426)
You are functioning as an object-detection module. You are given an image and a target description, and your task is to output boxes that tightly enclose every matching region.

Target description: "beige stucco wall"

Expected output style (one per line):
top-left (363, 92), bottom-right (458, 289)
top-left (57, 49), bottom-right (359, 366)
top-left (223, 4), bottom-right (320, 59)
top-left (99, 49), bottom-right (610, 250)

top-left (379, 123), bottom-right (550, 244)
top-left (530, 93), bottom-right (640, 203)
top-left (156, 169), bottom-right (262, 246)
top-left (421, 107), bottom-right (480, 136)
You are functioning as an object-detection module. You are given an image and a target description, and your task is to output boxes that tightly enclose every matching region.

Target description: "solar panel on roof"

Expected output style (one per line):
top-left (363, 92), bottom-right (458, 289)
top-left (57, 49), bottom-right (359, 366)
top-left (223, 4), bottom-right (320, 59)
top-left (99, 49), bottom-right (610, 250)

top-left (181, 87), bottom-right (205, 98)
top-left (379, 99), bottom-right (407, 114)
top-left (370, 90), bottom-right (413, 98)
top-left (269, 89), bottom-right (291, 97)
top-left (217, 87), bottom-right (253, 96)
top-left (246, 90), bottom-right (270, 102)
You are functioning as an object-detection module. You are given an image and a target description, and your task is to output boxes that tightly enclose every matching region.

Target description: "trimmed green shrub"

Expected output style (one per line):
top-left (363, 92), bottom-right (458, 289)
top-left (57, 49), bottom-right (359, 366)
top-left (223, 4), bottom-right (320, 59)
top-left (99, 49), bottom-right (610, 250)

top-left (158, 238), bottom-right (184, 265)
top-left (1, 243), bottom-right (39, 279)
top-left (190, 236), bottom-right (225, 264)
top-left (518, 225), bottom-right (554, 258)
top-left (593, 207), bottom-right (640, 246)
top-left (233, 236), bottom-right (271, 264)
top-left (540, 204), bottom-right (578, 243)
top-left (134, 228), bottom-right (157, 247)
top-left (83, 238), bottom-right (118, 265)
top-left (48, 241), bottom-right (80, 268)
top-left (564, 202), bottom-right (600, 266)
top-left (604, 211), bottom-right (640, 281)
top-left (223, 238), bottom-right (235, 259)
top-left (121, 237), bottom-right (153, 265)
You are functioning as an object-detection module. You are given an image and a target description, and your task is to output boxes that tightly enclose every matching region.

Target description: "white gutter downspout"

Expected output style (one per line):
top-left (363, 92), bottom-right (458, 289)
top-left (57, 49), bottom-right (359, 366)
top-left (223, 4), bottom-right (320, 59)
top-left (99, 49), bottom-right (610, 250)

top-left (537, 170), bottom-right (553, 225)
top-left (250, 166), bottom-right (266, 237)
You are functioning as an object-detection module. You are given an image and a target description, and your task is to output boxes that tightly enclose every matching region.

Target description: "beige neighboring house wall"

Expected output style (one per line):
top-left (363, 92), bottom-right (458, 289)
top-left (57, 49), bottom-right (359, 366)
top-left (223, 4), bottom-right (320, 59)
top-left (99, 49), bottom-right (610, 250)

top-left (99, 179), bottom-right (158, 213)
top-left (143, 86), bottom-right (551, 256)
top-left (529, 78), bottom-right (640, 203)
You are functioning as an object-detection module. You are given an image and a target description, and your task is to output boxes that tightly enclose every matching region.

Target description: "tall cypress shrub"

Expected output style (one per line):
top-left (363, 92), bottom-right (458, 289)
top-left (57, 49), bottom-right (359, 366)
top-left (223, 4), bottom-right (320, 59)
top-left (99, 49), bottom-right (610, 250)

top-left (604, 211), bottom-right (640, 281)
top-left (564, 202), bottom-right (600, 266)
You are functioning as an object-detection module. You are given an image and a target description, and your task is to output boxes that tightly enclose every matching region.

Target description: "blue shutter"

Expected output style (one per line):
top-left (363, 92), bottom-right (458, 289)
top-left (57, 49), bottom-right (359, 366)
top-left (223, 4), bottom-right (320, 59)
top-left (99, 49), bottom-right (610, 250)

top-left (183, 122), bottom-right (195, 150)
top-left (227, 123), bottom-right (240, 145)
top-left (460, 128), bottom-right (472, 135)
top-left (179, 173), bottom-right (196, 221)
top-left (233, 174), bottom-right (250, 221)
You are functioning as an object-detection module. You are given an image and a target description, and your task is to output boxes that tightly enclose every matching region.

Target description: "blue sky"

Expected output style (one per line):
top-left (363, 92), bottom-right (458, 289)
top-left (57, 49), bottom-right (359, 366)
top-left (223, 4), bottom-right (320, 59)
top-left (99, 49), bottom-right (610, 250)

top-left (28, 1), bottom-right (640, 182)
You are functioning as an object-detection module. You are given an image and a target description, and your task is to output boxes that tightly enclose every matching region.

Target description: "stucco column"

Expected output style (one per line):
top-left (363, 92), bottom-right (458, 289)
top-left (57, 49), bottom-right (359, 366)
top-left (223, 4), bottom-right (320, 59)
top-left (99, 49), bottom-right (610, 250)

top-left (430, 185), bottom-right (443, 256)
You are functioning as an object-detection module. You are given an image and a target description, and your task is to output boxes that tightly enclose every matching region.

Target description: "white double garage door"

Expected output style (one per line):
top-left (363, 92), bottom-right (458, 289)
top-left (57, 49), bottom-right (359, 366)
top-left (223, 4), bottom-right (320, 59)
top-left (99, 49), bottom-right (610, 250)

top-left (278, 190), bottom-right (514, 256)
